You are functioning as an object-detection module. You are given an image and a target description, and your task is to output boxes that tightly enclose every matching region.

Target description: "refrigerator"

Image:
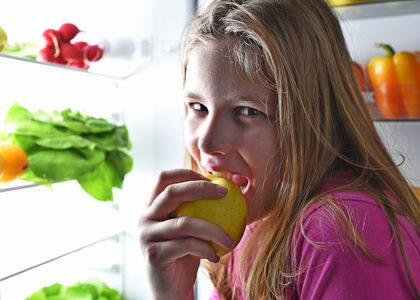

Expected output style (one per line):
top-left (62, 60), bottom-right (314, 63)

top-left (0, 1), bottom-right (192, 299)
top-left (0, 1), bottom-right (419, 299)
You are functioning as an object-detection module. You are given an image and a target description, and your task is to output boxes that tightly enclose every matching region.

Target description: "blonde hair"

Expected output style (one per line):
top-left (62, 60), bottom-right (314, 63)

top-left (180, 0), bottom-right (420, 299)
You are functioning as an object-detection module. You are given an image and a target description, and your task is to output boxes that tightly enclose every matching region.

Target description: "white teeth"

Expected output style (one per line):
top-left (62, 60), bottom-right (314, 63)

top-left (210, 171), bottom-right (231, 178)
top-left (208, 171), bottom-right (248, 193)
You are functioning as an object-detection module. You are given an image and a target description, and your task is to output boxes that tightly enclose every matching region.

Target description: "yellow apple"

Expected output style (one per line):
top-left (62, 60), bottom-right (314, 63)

top-left (0, 25), bottom-right (7, 52)
top-left (171, 174), bottom-right (247, 257)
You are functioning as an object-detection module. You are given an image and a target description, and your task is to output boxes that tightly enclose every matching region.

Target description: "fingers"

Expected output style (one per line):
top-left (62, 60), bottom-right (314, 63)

top-left (138, 169), bottom-right (232, 299)
top-left (143, 237), bottom-right (220, 264)
top-left (145, 215), bottom-right (234, 249)
top-left (146, 169), bottom-right (227, 221)
top-left (140, 217), bottom-right (223, 263)
top-left (139, 168), bottom-right (232, 264)
top-left (148, 169), bottom-right (208, 204)
top-left (140, 213), bottom-right (234, 263)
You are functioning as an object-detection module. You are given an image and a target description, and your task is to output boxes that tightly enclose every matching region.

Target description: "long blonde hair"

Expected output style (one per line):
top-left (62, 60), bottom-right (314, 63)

top-left (180, 0), bottom-right (420, 299)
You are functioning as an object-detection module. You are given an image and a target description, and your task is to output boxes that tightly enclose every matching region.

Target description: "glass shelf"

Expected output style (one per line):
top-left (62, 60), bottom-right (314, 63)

top-left (0, 181), bottom-right (37, 193)
top-left (0, 180), bottom-right (123, 282)
top-left (364, 93), bottom-right (420, 122)
top-left (334, 0), bottom-right (420, 20)
top-left (0, 51), bottom-right (151, 81)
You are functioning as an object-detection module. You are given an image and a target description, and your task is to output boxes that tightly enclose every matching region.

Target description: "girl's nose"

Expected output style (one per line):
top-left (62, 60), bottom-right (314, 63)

top-left (197, 115), bottom-right (234, 156)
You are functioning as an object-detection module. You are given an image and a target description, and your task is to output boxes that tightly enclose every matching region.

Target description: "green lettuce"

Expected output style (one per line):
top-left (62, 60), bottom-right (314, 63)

top-left (1, 102), bottom-right (133, 201)
top-left (26, 278), bottom-right (127, 300)
top-left (2, 42), bottom-right (39, 60)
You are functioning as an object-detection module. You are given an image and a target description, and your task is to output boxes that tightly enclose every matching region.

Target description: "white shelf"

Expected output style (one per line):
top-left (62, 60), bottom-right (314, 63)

top-left (334, 0), bottom-right (420, 19)
top-left (0, 181), bottom-right (123, 281)
top-left (0, 52), bottom-right (150, 81)
top-left (362, 93), bottom-right (420, 122)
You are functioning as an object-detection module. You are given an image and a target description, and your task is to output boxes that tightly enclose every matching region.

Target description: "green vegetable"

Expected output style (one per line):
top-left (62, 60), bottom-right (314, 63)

top-left (26, 278), bottom-right (127, 300)
top-left (2, 42), bottom-right (40, 60)
top-left (1, 102), bottom-right (133, 201)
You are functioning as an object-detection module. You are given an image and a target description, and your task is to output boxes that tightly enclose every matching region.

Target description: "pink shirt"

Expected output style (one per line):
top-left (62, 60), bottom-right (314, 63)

top-left (210, 173), bottom-right (420, 299)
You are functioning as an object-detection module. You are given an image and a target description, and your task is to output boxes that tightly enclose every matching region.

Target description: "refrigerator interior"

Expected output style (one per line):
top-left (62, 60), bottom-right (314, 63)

top-left (0, 1), bottom-right (191, 299)
top-left (1, 1), bottom-right (420, 300)
top-left (339, 4), bottom-right (420, 187)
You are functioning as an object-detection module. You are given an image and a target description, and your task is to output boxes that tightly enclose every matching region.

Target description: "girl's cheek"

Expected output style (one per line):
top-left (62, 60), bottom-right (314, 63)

top-left (184, 121), bottom-right (199, 155)
top-left (184, 120), bottom-right (192, 142)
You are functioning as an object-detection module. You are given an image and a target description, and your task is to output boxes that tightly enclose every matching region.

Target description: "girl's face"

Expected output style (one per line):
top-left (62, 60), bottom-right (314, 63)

top-left (183, 44), bottom-right (280, 224)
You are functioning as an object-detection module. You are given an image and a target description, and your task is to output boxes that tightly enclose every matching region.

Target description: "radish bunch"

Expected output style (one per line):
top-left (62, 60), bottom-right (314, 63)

top-left (37, 23), bottom-right (104, 70)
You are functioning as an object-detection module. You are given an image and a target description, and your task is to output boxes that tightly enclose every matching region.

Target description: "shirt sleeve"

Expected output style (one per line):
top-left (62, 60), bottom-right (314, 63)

top-left (294, 198), bottom-right (417, 300)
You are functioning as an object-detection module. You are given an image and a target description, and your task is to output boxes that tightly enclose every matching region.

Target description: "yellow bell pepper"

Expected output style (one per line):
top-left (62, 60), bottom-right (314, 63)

top-left (328, 0), bottom-right (374, 6)
top-left (366, 43), bottom-right (420, 119)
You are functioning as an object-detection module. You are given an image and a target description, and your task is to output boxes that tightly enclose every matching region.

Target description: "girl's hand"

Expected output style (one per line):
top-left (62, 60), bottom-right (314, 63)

top-left (138, 169), bottom-right (233, 300)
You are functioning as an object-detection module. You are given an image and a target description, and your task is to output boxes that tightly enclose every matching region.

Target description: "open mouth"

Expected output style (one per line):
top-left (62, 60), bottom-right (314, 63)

top-left (210, 171), bottom-right (249, 194)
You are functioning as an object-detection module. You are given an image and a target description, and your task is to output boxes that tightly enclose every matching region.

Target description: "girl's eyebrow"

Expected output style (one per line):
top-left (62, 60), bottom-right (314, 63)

top-left (183, 91), bottom-right (201, 100)
top-left (184, 91), bottom-right (272, 106)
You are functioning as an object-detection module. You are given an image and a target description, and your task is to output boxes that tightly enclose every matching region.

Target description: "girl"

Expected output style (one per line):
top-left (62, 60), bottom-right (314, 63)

top-left (139, 0), bottom-right (420, 299)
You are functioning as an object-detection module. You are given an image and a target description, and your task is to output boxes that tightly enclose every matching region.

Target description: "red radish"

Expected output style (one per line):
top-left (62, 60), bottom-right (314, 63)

top-left (85, 45), bottom-right (104, 62)
top-left (37, 47), bottom-right (68, 65)
top-left (42, 29), bottom-right (62, 46)
top-left (37, 46), bottom-right (55, 62)
top-left (42, 29), bottom-right (62, 57)
top-left (73, 41), bottom-right (88, 50)
top-left (70, 60), bottom-right (90, 70)
top-left (38, 23), bottom-right (103, 70)
top-left (53, 54), bottom-right (68, 65)
top-left (58, 23), bottom-right (81, 42)
top-left (59, 42), bottom-right (84, 62)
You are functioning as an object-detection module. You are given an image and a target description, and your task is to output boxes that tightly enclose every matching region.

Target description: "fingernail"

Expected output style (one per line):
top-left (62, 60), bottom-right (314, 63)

top-left (216, 185), bottom-right (228, 195)
top-left (208, 255), bottom-right (220, 264)
top-left (226, 235), bottom-right (235, 248)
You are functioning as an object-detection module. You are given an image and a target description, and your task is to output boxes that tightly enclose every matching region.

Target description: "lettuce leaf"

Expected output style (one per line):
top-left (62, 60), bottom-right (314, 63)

top-left (3, 42), bottom-right (39, 60)
top-left (26, 279), bottom-right (127, 300)
top-left (1, 102), bottom-right (133, 201)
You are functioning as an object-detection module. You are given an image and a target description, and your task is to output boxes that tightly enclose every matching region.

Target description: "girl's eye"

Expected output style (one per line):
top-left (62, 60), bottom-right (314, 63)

top-left (190, 103), bottom-right (208, 112)
top-left (239, 107), bottom-right (262, 116)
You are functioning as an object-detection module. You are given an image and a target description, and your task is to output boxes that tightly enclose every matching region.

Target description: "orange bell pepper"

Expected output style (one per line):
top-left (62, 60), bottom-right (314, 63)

top-left (366, 43), bottom-right (420, 119)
